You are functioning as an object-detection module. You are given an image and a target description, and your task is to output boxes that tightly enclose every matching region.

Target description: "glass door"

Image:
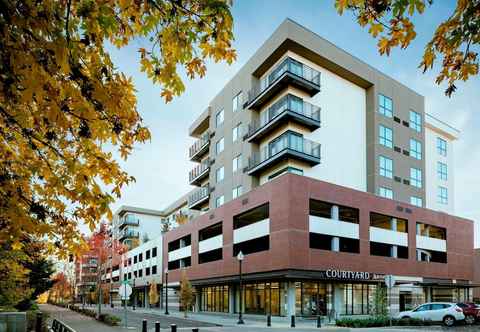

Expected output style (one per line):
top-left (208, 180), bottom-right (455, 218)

top-left (288, 95), bottom-right (304, 115)
top-left (289, 59), bottom-right (303, 77)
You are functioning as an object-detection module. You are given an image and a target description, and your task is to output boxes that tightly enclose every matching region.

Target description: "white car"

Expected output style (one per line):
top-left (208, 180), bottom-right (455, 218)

top-left (397, 302), bottom-right (465, 327)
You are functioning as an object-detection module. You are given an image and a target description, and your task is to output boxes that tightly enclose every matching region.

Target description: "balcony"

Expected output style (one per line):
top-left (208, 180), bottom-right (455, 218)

top-left (245, 94), bottom-right (321, 143)
top-left (189, 131), bottom-right (210, 162)
top-left (247, 131), bottom-right (321, 176)
top-left (189, 159), bottom-right (211, 186)
top-left (188, 186), bottom-right (210, 210)
top-left (246, 57), bottom-right (321, 110)
top-left (118, 215), bottom-right (139, 229)
top-left (119, 229), bottom-right (139, 241)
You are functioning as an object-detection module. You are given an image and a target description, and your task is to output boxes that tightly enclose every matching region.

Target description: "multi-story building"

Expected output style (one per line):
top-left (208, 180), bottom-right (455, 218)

top-left (164, 19), bottom-right (475, 318)
top-left (474, 249), bottom-right (480, 302)
top-left (74, 253), bottom-right (98, 303)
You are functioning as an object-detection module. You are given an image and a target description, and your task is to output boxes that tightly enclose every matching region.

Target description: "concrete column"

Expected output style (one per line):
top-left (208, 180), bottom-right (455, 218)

top-left (229, 286), bottom-right (235, 314)
top-left (391, 245), bottom-right (398, 258)
top-left (331, 237), bottom-right (340, 252)
top-left (391, 218), bottom-right (397, 231)
top-left (333, 284), bottom-right (343, 317)
top-left (416, 249), bottom-right (421, 261)
top-left (194, 287), bottom-right (201, 312)
top-left (286, 282), bottom-right (296, 317)
top-left (331, 205), bottom-right (339, 220)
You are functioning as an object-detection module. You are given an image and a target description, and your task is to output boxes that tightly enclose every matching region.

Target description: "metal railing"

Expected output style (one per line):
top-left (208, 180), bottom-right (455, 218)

top-left (248, 132), bottom-right (321, 170)
top-left (51, 318), bottom-right (75, 332)
top-left (248, 57), bottom-right (321, 104)
top-left (247, 94), bottom-right (320, 137)
top-left (188, 186), bottom-right (210, 207)
top-left (119, 214), bottom-right (139, 228)
top-left (119, 229), bottom-right (139, 239)
top-left (189, 159), bottom-right (210, 182)
top-left (189, 130), bottom-right (210, 158)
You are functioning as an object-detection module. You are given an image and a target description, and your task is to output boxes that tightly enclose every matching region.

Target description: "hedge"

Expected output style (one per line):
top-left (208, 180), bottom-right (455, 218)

top-left (336, 317), bottom-right (434, 328)
top-left (49, 302), bottom-right (120, 326)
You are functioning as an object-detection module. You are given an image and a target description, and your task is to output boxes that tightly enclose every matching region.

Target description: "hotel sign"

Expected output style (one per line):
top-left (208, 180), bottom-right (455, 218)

top-left (324, 269), bottom-right (382, 281)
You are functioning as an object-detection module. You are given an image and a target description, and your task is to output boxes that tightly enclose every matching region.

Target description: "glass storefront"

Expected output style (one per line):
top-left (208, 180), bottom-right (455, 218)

top-left (295, 282), bottom-right (328, 316)
top-left (200, 285), bottom-right (229, 313)
top-left (244, 282), bottom-right (282, 316)
top-left (341, 284), bottom-right (376, 315)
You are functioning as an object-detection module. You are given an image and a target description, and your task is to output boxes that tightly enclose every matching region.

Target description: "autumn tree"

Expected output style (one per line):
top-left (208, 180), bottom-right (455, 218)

top-left (179, 271), bottom-right (195, 318)
top-left (335, 0), bottom-right (479, 96)
top-left (176, 211), bottom-right (189, 225)
top-left (48, 272), bottom-right (72, 304)
top-left (148, 283), bottom-right (159, 308)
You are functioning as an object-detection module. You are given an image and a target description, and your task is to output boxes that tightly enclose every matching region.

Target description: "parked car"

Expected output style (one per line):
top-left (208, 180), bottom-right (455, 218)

top-left (397, 302), bottom-right (465, 327)
top-left (456, 302), bottom-right (480, 325)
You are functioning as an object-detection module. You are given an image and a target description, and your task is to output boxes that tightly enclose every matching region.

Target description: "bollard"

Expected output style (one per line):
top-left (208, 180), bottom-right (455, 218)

top-left (155, 321), bottom-right (160, 332)
top-left (290, 315), bottom-right (295, 328)
top-left (35, 312), bottom-right (42, 332)
top-left (316, 315), bottom-right (321, 328)
top-left (267, 314), bottom-right (271, 327)
top-left (142, 319), bottom-right (147, 332)
top-left (171, 324), bottom-right (177, 332)
top-left (192, 329), bottom-right (199, 332)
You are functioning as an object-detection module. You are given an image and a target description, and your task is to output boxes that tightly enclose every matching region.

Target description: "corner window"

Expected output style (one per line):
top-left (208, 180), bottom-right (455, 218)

top-left (215, 109), bottom-right (224, 127)
top-left (437, 137), bottom-right (447, 156)
top-left (378, 94), bottom-right (393, 118)
top-left (216, 166), bottom-right (224, 183)
top-left (410, 139), bottom-right (422, 160)
top-left (437, 162), bottom-right (447, 180)
top-left (215, 137), bottom-right (224, 155)
top-left (267, 166), bottom-right (303, 181)
top-left (410, 196), bottom-right (423, 207)
top-left (410, 111), bottom-right (422, 132)
top-left (379, 155), bottom-right (393, 179)
top-left (232, 185), bottom-right (243, 199)
top-left (378, 187), bottom-right (393, 200)
top-left (437, 186), bottom-right (448, 205)
top-left (379, 125), bottom-right (393, 148)
top-left (232, 92), bottom-right (242, 112)
top-left (215, 195), bottom-right (225, 208)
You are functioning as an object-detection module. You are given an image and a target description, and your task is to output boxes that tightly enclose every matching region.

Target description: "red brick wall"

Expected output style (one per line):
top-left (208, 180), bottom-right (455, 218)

top-left (474, 249), bottom-right (480, 301)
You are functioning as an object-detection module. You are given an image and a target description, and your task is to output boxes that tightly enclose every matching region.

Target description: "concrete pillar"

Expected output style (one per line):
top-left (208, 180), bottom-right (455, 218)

top-left (229, 286), bottom-right (235, 314)
top-left (333, 284), bottom-right (343, 317)
top-left (194, 287), bottom-right (201, 312)
top-left (391, 218), bottom-right (397, 231)
top-left (331, 237), bottom-right (340, 252)
top-left (331, 205), bottom-right (339, 220)
top-left (286, 282), bottom-right (296, 317)
top-left (391, 245), bottom-right (398, 258)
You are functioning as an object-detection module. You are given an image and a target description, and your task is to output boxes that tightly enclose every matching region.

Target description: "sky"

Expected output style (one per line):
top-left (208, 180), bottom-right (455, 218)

top-left (102, 0), bottom-right (480, 247)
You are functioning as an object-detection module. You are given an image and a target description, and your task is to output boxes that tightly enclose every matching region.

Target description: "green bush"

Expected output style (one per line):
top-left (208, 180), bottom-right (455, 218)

top-left (336, 317), bottom-right (433, 328)
top-left (103, 314), bottom-right (121, 326)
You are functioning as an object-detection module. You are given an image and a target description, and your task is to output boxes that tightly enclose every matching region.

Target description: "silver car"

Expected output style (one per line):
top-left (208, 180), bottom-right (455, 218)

top-left (397, 302), bottom-right (465, 327)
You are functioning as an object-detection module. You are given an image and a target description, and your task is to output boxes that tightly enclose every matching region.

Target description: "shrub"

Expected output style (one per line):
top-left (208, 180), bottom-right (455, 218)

top-left (103, 314), bottom-right (121, 326)
top-left (336, 317), bottom-right (433, 328)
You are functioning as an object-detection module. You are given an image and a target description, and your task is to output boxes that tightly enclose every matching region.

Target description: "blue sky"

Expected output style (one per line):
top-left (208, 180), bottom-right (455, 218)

top-left (105, 0), bottom-right (480, 247)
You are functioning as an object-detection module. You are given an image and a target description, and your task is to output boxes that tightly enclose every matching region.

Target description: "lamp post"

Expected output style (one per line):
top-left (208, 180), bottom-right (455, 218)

top-left (133, 278), bottom-right (136, 311)
top-left (237, 251), bottom-right (244, 325)
top-left (164, 268), bottom-right (169, 315)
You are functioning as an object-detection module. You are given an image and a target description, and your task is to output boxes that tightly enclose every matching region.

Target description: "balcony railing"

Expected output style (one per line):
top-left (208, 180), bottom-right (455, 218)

top-left (247, 131), bottom-right (321, 175)
top-left (119, 229), bottom-right (139, 240)
top-left (188, 185), bottom-right (210, 209)
top-left (247, 57), bottom-right (321, 109)
top-left (189, 130), bottom-right (210, 161)
top-left (246, 94), bottom-right (320, 142)
top-left (119, 215), bottom-right (139, 229)
top-left (189, 159), bottom-right (210, 185)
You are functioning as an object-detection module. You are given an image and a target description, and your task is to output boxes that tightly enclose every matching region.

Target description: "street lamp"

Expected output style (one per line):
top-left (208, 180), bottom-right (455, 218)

top-left (237, 251), bottom-right (244, 325)
top-left (164, 268), bottom-right (169, 315)
top-left (132, 278), bottom-right (136, 311)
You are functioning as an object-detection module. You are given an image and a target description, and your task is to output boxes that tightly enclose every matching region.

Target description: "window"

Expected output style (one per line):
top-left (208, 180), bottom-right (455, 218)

top-left (379, 156), bottom-right (393, 178)
top-left (138, 269), bottom-right (143, 277)
top-left (410, 168), bottom-right (422, 188)
top-left (233, 154), bottom-right (242, 172)
top-left (215, 137), bottom-right (224, 155)
top-left (438, 186), bottom-right (448, 204)
top-left (410, 111), bottom-right (422, 132)
top-left (268, 166), bottom-right (303, 181)
top-left (215, 195), bottom-right (225, 208)
top-left (133, 255), bottom-right (137, 264)
top-left (437, 137), bottom-right (447, 156)
top-left (152, 265), bottom-right (157, 275)
top-left (378, 187), bottom-right (393, 199)
top-left (216, 166), bottom-right (224, 183)
top-left (437, 162), bottom-right (447, 180)
top-left (410, 139), bottom-right (422, 160)
top-left (152, 247), bottom-right (157, 257)
top-left (232, 185), bottom-right (243, 199)
top-left (139, 253), bottom-right (143, 262)
top-left (379, 125), bottom-right (393, 148)
top-left (232, 124), bottom-right (241, 142)
top-left (146, 267), bottom-right (150, 276)
top-left (146, 250), bottom-right (150, 259)
top-left (215, 109), bottom-right (224, 127)
top-left (410, 196), bottom-right (423, 207)
top-left (232, 92), bottom-right (242, 112)
top-left (378, 94), bottom-right (393, 118)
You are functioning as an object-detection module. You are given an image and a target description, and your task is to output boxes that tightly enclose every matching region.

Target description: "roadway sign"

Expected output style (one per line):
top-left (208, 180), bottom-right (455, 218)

top-left (118, 283), bottom-right (132, 300)
top-left (384, 275), bottom-right (396, 289)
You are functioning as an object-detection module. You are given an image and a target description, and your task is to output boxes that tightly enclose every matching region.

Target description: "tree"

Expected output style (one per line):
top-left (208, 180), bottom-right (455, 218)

top-left (0, 245), bottom-right (31, 310)
top-left (334, 0), bottom-right (479, 96)
top-left (49, 272), bottom-right (72, 304)
top-left (0, 0), bottom-right (236, 259)
top-left (179, 271), bottom-right (195, 318)
top-left (370, 285), bottom-right (388, 318)
top-left (161, 218), bottom-right (172, 233)
top-left (148, 283), bottom-right (159, 308)
top-left (176, 211), bottom-right (189, 225)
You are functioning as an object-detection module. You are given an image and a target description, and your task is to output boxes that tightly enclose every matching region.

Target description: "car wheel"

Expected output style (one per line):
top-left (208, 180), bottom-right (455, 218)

top-left (443, 315), bottom-right (456, 327)
top-left (401, 316), bottom-right (410, 319)
top-left (464, 315), bottom-right (475, 325)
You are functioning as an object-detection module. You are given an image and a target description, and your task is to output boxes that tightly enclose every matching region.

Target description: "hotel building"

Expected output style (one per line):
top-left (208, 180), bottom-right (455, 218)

top-left (162, 19), bottom-right (474, 318)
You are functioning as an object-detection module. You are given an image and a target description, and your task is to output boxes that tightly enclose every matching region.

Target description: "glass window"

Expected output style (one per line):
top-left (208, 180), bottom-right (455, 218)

top-left (379, 156), bottom-right (393, 178)
top-left (410, 168), bottom-right (422, 188)
top-left (233, 154), bottom-right (242, 172)
top-left (216, 166), bottom-right (224, 183)
top-left (378, 187), bottom-right (393, 200)
top-left (437, 137), bottom-right (447, 156)
top-left (232, 185), bottom-right (243, 199)
top-left (215, 137), bottom-right (224, 155)
top-left (139, 253), bottom-right (143, 262)
top-left (410, 110), bottom-right (422, 132)
top-left (410, 139), bottom-right (422, 160)
top-left (232, 92), bottom-right (242, 112)
top-left (438, 186), bottom-right (448, 205)
top-left (379, 94), bottom-right (393, 118)
top-left (410, 196), bottom-right (423, 207)
top-left (232, 124), bottom-right (241, 142)
top-left (268, 166), bottom-right (303, 181)
top-left (379, 125), bottom-right (393, 148)
top-left (215, 195), bottom-right (224, 208)
top-left (215, 109), bottom-right (224, 127)
top-left (437, 162), bottom-right (448, 180)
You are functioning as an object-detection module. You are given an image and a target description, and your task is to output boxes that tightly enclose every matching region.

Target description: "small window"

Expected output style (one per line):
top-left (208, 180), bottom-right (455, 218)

top-left (378, 187), bottom-right (393, 200)
top-left (233, 155), bottom-right (242, 173)
top-left (410, 139), bottom-right (422, 160)
top-left (215, 195), bottom-right (225, 208)
top-left (378, 94), bottom-right (393, 118)
top-left (379, 155), bottom-right (393, 178)
top-left (133, 255), bottom-right (137, 264)
top-left (232, 124), bottom-right (241, 142)
top-left (138, 269), bottom-right (143, 277)
top-left (152, 265), bottom-right (157, 275)
top-left (437, 162), bottom-right (447, 180)
top-left (152, 247), bottom-right (157, 257)
top-left (379, 125), bottom-right (393, 148)
top-left (146, 267), bottom-right (150, 276)
top-left (232, 185), bottom-right (243, 199)
top-left (216, 166), bottom-right (224, 183)
top-left (410, 196), bottom-right (423, 207)
top-left (438, 186), bottom-right (448, 204)
top-left (437, 137), bottom-right (447, 156)
top-left (146, 250), bottom-right (150, 260)
top-left (410, 111), bottom-right (422, 132)
top-left (216, 137), bottom-right (224, 155)
top-left (139, 253), bottom-right (143, 262)
top-left (410, 168), bottom-right (422, 188)
top-left (215, 109), bottom-right (224, 127)
top-left (232, 92), bottom-right (242, 112)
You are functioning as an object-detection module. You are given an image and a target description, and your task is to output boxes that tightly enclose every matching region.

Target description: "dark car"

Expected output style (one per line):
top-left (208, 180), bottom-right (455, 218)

top-left (456, 302), bottom-right (480, 325)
